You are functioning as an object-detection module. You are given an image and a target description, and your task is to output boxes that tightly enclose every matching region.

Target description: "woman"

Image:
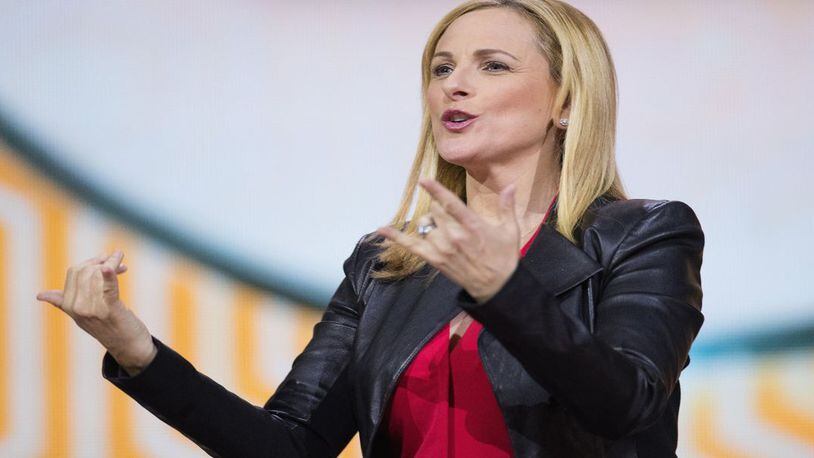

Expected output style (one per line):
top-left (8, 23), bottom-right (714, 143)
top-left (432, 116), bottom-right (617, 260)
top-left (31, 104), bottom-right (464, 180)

top-left (36, 1), bottom-right (704, 457)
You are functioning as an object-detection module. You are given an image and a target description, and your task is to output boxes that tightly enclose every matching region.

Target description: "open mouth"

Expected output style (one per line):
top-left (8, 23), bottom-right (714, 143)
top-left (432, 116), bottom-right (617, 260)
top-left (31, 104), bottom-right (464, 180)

top-left (442, 109), bottom-right (478, 132)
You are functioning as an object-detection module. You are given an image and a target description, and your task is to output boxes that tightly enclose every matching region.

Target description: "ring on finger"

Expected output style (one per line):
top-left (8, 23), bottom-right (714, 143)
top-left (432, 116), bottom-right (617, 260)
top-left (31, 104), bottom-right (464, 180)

top-left (417, 216), bottom-right (437, 238)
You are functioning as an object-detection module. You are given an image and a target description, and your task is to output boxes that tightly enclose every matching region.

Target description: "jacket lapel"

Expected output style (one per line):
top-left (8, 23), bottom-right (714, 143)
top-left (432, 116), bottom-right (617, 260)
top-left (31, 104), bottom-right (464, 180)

top-left (520, 224), bottom-right (603, 296)
top-left (362, 267), bottom-right (461, 452)
top-left (519, 194), bottom-right (605, 296)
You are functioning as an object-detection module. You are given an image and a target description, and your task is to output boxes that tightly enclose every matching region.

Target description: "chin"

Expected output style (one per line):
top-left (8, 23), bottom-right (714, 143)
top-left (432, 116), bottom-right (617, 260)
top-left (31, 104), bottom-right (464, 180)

top-left (437, 147), bottom-right (478, 167)
top-left (436, 137), bottom-right (482, 164)
top-left (440, 142), bottom-right (508, 171)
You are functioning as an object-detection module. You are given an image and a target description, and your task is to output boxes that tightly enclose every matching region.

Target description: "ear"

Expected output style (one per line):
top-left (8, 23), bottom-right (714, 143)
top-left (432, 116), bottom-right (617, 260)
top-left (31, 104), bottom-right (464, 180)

top-left (554, 106), bottom-right (571, 130)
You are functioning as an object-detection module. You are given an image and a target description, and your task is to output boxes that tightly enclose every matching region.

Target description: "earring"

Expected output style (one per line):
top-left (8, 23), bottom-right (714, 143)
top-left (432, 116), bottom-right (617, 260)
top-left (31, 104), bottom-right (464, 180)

top-left (559, 118), bottom-right (569, 127)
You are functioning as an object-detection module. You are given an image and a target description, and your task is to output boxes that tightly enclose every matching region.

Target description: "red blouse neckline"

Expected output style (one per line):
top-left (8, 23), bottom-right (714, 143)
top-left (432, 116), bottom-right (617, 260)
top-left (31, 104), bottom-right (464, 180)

top-left (384, 192), bottom-right (557, 457)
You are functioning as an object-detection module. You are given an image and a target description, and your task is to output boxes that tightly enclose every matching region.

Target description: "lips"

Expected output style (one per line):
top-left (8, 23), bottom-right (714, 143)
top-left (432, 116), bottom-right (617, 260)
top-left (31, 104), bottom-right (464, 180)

top-left (441, 109), bottom-right (478, 132)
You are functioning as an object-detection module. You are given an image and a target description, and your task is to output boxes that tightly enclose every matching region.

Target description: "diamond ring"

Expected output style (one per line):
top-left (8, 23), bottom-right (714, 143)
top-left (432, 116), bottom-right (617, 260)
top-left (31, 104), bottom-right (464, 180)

top-left (417, 218), bottom-right (437, 237)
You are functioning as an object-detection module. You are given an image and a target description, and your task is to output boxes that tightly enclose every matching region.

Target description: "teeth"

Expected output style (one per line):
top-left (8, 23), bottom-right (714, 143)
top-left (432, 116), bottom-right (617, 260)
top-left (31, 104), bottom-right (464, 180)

top-left (450, 115), bottom-right (468, 122)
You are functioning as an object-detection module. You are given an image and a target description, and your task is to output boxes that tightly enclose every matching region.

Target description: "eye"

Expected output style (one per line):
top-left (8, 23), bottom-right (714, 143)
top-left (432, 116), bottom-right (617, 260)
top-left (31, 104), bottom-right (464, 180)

top-left (432, 63), bottom-right (453, 77)
top-left (483, 61), bottom-right (509, 72)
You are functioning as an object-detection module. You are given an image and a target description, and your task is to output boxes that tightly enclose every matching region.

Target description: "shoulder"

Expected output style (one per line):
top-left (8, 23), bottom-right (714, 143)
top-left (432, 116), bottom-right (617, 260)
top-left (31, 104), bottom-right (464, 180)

top-left (580, 197), bottom-right (704, 263)
top-left (341, 231), bottom-right (387, 297)
top-left (590, 195), bottom-right (697, 223)
top-left (585, 196), bottom-right (701, 232)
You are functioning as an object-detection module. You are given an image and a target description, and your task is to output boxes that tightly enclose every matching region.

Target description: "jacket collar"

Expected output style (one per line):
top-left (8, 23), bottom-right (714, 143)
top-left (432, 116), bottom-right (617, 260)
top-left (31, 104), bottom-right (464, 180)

top-left (520, 193), bottom-right (606, 296)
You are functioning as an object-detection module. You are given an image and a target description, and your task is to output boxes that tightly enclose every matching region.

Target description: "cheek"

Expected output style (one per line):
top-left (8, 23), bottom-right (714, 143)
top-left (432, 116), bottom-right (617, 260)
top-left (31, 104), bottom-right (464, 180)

top-left (426, 85), bottom-right (444, 116)
top-left (490, 85), bottom-right (552, 138)
top-left (496, 86), bottom-right (546, 122)
top-left (426, 88), bottom-right (444, 133)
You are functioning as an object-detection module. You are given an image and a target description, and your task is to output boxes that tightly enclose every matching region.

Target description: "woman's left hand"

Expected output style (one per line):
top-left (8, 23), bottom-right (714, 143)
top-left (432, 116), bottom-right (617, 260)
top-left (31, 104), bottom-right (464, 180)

top-left (376, 178), bottom-right (521, 303)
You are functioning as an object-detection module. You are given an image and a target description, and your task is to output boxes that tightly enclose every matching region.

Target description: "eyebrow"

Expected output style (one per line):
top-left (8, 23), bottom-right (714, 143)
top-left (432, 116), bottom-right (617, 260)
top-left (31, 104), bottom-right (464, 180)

top-left (432, 48), bottom-right (520, 62)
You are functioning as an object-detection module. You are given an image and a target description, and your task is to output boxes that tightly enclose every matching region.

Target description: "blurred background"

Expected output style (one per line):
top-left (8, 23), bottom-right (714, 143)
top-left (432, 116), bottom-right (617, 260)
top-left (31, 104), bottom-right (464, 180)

top-left (0, 0), bottom-right (812, 456)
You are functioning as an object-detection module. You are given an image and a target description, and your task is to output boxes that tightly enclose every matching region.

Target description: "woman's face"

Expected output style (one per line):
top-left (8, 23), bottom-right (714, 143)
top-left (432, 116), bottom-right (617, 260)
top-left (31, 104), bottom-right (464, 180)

top-left (427, 8), bottom-right (560, 171)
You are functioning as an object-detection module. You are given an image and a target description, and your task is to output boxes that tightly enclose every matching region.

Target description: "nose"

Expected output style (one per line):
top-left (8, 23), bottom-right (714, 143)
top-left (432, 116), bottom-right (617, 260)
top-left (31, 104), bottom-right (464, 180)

top-left (442, 67), bottom-right (474, 100)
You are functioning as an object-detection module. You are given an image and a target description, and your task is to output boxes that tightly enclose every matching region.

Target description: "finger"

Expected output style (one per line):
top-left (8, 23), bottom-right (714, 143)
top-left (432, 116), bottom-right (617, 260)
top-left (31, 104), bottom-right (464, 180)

top-left (421, 215), bottom-right (452, 253)
top-left (99, 265), bottom-right (120, 304)
top-left (76, 254), bottom-right (109, 272)
top-left (428, 200), bottom-right (456, 227)
top-left (82, 254), bottom-right (108, 267)
top-left (98, 251), bottom-right (124, 302)
top-left (93, 267), bottom-right (117, 312)
top-left (36, 290), bottom-right (65, 308)
top-left (100, 264), bottom-right (121, 281)
top-left (427, 203), bottom-right (468, 239)
top-left (427, 201), bottom-right (468, 251)
top-left (419, 178), bottom-right (480, 230)
top-left (63, 254), bottom-right (106, 308)
top-left (73, 264), bottom-right (100, 313)
top-left (376, 225), bottom-right (435, 261)
top-left (499, 183), bottom-right (519, 226)
top-left (102, 250), bottom-right (125, 272)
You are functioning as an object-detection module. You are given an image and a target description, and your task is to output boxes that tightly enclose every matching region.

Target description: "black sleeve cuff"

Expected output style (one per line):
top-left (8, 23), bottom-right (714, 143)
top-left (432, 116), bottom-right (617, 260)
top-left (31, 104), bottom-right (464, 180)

top-left (102, 336), bottom-right (201, 414)
top-left (457, 259), bottom-right (553, 313)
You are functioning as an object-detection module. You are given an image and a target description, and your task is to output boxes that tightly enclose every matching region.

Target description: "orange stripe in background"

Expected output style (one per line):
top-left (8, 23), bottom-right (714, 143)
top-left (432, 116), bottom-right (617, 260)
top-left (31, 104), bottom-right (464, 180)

top-left (0, 225), bottom-right (8, 438)
top-left (105, 232), bottom-right (148, 458)
top-left (690, 391), bottom-right (755, 458)
top-left (169, 263), bottom-right (196, 363)
top-left (164, 262), bottom-right (202, 451)
top-left (0, 145), bottom-right (73, 456)
top-left (756, 364), bottom-right (814, 447)
top-left (39, 200), bottom-right (72, 458)
top-left (233, 286), bottom-right (276, 405)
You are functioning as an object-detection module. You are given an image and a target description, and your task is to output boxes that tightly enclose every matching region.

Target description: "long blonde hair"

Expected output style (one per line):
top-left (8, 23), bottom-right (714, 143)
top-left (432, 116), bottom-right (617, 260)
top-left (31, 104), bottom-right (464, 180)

top-left (372, 0), bottom-right (626, 281)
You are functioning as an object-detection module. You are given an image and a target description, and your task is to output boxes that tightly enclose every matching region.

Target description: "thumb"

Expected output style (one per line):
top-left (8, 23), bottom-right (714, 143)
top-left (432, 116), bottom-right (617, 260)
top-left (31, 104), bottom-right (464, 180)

top-left (499, 183), bottom-right (519, 227)
top-left (37, 290), bottom-right (65, 308)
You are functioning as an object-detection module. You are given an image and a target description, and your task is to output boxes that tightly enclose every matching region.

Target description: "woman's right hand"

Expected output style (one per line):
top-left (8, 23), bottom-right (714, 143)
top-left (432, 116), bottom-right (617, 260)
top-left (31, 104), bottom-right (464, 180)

top-left (36, 251), bottom-right (157, 376)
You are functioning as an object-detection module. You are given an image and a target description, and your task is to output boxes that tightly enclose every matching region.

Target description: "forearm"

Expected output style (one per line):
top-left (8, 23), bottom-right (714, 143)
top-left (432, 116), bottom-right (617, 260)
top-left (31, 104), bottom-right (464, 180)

top-left (103, 337), bottom-right (312, 457)
top-left (459, 261), bottom-right (701, 438)
top-left (459, 201), bottom-right (705, 438)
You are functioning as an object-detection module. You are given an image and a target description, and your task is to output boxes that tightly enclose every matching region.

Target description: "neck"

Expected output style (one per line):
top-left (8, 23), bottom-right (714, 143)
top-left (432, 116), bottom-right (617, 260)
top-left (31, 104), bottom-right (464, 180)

top-left (464, 146), bottom-right (560, 243)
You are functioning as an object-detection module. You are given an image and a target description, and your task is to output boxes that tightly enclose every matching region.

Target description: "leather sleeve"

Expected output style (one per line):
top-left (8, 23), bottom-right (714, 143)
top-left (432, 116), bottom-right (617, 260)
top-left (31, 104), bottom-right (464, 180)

top-left (102, 235), bottom-right (369, 457)
top-left (458, 200), bottom-right (705, 439)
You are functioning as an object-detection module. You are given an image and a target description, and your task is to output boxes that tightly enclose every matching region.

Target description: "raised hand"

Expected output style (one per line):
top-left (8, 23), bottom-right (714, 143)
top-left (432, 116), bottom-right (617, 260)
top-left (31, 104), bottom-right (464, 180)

top-left (376, 178), bottom-right (521, 303)
top-left (36, 251), bottom-right (156, 375)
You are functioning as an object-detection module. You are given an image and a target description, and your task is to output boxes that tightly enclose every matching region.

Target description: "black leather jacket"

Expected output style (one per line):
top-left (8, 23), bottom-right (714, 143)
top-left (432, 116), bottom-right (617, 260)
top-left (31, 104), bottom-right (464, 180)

top-left (104, 195), bottom-right (705, 457)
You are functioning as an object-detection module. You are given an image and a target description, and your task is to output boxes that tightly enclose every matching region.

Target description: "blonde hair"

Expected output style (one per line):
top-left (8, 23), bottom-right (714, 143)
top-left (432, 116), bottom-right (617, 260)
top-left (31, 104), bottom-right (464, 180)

top-left (372, 0), bottom-right (626, 281)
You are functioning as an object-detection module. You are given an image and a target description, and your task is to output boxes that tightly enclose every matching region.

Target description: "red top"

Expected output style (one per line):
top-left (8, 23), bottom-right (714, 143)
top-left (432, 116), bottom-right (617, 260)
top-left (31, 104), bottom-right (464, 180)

top-left (385, 195), bottom-right (556, 457)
